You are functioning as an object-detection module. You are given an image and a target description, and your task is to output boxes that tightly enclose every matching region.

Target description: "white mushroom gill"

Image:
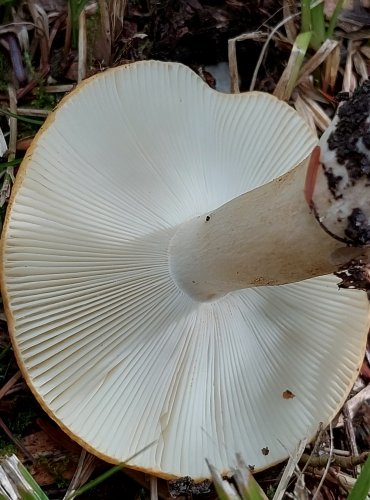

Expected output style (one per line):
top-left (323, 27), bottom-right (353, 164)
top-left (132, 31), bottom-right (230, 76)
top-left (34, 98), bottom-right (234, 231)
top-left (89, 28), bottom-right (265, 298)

top-left (1, 61), bottom-right (369, 479)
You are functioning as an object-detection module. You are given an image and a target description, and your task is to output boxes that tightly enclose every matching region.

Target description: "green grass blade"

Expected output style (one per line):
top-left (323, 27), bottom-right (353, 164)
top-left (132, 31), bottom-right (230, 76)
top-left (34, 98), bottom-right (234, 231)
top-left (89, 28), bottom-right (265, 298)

top-left (274, 31), bottom-right (312, 101)
top-left (207, 460), bottom-right (240, 500)
top-left (207, 458), bottom-right (267, 500)
top-left (0, 455), bottom-right (49, 500)
top-left (233, 458), bottom-right (268, 500)
top-left (348, 454), bottom-right (370, 500)
top-left (66, 441), bottom-right (156, 499)
top-left (310, 2), bottom-right (326, 50)
top-left (68, 0), bottom-right (90, 48)
top-left (326, 0), bottom-right (345, 39)
top-left (0, 159), bottom-right (22, 169)
top-left (300, 0), bottom-right (311, 33)
top-left (0, 109), bottom-right (44, 125)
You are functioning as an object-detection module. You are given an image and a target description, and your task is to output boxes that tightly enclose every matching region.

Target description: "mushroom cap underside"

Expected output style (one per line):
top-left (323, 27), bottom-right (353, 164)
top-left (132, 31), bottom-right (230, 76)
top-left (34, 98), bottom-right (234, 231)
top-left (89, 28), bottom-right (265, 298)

top-left (1, 61), bottom-right (369, 479)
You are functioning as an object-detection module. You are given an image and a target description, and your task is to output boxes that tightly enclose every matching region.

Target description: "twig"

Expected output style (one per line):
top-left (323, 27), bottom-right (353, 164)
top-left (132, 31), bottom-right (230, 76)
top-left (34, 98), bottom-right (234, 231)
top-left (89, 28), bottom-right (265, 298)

top-left (300, 424), bottom-right (324, 477)
top-left (299, 451), bottom-right (368, 468)
top-left (15, 107), bottom-right (50, 117)
top-left (312, 422), bottom-right (333, 500)
top-left (0, 371), bottom-right (22, 401)
top-left (0, 416), bottom-right (34, 463)
top-left (343, 403), bottom-right (361, 475)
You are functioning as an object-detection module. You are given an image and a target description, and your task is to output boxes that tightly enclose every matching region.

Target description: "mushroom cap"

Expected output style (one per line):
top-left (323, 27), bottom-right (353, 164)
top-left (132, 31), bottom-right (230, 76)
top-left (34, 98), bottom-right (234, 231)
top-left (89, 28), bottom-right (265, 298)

top-left (1, 61), bottom-right (369, 479)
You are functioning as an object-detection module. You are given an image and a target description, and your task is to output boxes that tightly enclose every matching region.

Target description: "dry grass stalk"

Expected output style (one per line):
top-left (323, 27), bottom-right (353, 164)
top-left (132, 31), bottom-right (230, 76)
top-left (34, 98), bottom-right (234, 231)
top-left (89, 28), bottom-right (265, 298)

top-left (298, 93), bottom-right (331, 131)
top-left (98, 0), bottom-right (112, 65)
top-left (1, 85), bottom-right (17, 208)
top-left (343, 39), bottom-right (357, 91)
top-left (227, 31), bottom-right (266, 93)
top-left (16, 107), bottom-right (50, 117)
top-left (27, 0), bottom-right (50, 70)
top-left (63, 449), bottom-right (97, 499)
top-left (150, 475), bottom-right (158, 500)
top-left (322, 44), bottom-right (340, 91)
top-left (323, 447), bottom-right (350, 456)
top-left (283, 0), bottom-right (298, 43)
top-left (273, 439), bottom-right (307, 500)
top-left (298, 79), bottom-right (331, 103)
top-left (0, 126), bottom-right (7, 157)
top-left (7, 86), bottom-right (17, 161)
top-left (341, 29), bottom-right (370, 41)
top-left (250, 15), bottom-right (294, 91)
top-left (293, 93), bottom-right (317, 131)
top-left (359, 44), bottom-right (370, 59)
top-left (353, 50), bottom-right (369, 82)
top-left (273, 32), bottom-right (310, 101)
top-left (297, 39), bottom-right (339, 85)
top-left (292, 472), bottom-right (309, 500)
top-left (45, 84), bottom-right (74, 93)
top-left (110, 0), bottom-right (127, 42)
top-left (78, 9), bottom-right (87, 82)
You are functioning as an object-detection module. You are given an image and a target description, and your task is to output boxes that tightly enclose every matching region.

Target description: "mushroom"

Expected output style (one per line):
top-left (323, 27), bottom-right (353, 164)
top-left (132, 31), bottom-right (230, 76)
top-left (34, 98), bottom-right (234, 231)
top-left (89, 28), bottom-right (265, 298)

top-left (1, 61), bottom-right (369, 479)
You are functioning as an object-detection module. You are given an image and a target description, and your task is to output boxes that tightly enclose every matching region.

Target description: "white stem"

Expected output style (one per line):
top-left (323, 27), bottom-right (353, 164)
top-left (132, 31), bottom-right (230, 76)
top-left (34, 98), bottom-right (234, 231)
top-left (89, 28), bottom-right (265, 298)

top-left (169, 159), bottom-right (369, 302)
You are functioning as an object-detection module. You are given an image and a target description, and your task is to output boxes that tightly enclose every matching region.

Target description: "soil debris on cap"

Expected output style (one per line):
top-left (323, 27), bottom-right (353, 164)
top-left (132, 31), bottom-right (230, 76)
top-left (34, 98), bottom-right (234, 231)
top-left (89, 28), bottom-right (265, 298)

top-left (335, 259), bottom-right (370, 291)
top-left (328, 79), bottom-right (370, 185)
top-left (315, 79), bottom-right (370, 246)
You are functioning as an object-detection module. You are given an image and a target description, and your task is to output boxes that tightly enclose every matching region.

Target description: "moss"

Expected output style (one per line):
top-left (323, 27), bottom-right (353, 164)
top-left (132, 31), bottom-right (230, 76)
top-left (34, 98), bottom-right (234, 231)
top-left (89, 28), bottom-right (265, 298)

top-left (37, 454), bottom-right (71, 485)
top-left (31, 85), bottom-right (57, 110)
top-left (10, 405), bottom-right (37, 435)
top-left (0, 439), bottom-right (17, 457)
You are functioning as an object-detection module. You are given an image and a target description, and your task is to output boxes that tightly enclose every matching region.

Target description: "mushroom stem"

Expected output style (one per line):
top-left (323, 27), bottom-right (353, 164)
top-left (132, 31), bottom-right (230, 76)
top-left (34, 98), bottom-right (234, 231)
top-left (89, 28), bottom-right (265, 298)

top-left (169, 157), bottom-right (369, 302)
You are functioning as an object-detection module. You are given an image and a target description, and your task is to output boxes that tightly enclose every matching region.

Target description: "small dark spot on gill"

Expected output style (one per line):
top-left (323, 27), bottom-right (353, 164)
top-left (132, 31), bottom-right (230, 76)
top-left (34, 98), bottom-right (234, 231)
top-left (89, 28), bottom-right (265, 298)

top-left (205, 215), bottom-right (210, 222)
